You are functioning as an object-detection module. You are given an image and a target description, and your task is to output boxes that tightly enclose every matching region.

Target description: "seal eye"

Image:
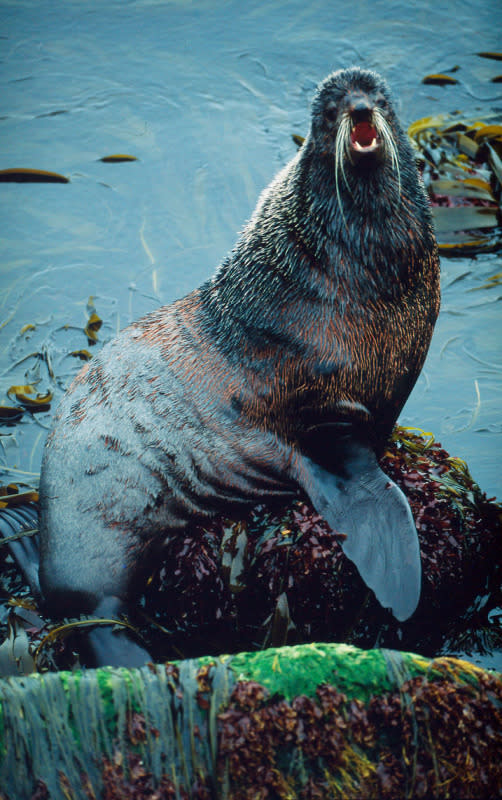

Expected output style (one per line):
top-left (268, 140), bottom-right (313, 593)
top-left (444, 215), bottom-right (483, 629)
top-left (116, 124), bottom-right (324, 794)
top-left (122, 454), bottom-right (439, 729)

top-left (325, 106), bottom-right (338, 123)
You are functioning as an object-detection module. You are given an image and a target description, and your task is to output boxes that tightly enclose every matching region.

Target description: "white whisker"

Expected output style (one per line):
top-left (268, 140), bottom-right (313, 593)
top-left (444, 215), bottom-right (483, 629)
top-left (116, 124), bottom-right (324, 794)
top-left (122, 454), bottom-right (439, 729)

top-left (334, 115), bottom-right (352, 228)
top-left (374, 108), bottom-right (401, 200)
top-left (334, 108), bottom-right (400, 227)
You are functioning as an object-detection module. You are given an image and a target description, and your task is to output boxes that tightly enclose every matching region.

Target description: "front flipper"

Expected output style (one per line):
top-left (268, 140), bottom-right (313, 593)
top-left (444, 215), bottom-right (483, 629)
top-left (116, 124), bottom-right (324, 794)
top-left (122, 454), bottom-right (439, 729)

top-left (293, 441), bottom-right (421, 621)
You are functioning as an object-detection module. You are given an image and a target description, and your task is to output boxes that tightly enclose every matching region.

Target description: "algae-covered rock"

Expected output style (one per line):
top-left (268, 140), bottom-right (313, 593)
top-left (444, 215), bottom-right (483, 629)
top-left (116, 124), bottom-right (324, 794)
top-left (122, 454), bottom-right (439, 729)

top-left (0, 643), bottom-right (500, 799)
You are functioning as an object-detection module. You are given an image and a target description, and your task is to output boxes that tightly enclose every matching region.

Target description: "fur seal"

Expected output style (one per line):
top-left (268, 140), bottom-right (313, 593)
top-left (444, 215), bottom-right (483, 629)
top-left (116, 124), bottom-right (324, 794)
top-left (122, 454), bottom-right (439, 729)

top-left (14, 67), bottom-right (441, 666)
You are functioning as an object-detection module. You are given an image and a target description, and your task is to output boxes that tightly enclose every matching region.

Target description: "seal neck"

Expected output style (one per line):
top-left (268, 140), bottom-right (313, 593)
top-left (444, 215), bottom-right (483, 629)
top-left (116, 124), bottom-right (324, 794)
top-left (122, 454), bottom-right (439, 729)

top-left (201, 133), bottom-right (437, 336)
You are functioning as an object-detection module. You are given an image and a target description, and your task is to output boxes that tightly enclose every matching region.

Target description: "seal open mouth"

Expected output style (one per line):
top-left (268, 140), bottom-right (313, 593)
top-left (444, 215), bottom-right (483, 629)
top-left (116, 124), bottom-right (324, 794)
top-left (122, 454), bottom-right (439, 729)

top-left (350, 121), bottom-right (380, 154)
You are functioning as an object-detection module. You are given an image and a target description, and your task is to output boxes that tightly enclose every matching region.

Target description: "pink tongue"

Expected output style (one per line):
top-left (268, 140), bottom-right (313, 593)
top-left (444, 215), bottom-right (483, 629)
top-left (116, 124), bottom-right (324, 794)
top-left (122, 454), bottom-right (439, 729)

top-left (351, 121), bottom-right (377, 147)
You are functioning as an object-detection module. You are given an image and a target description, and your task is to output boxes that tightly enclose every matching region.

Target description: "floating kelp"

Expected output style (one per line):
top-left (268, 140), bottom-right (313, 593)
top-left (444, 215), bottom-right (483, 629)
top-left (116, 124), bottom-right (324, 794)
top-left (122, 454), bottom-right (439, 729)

top-left (487, 142), bottom-right (502, 183)
top-left (0, 485), bottom-right (39, 510)
top-left (470, 271), bottom-right (502, 290)
top-left (432, 205), bottom-right (498, 233)
top-left (0, 644), bottom-right (500, 799)
top-left (99, 154), bottom-right (138, 163)
top-left (422, 73), bottom-right (459, 85)
top-left (0, 168), bottom-right (69, 183)
top-left (0, 405), bottom-right (24, 424)
top-left (472, 124), bottom-right (502, 142)
top-left (69, 349), bottom-right (93, 361)
top-left (476, 52), bottom-right (502, 61)
top-left (430, 176), bottom-right (495, 201)
top-left (408, 112), bottom-right (502, 255)
top-left (84, 297), bottom-right (103, 345)
top-left (6, 384), bottom-right (52, 412)
top-left (0, 613), bottom-right (36, 676)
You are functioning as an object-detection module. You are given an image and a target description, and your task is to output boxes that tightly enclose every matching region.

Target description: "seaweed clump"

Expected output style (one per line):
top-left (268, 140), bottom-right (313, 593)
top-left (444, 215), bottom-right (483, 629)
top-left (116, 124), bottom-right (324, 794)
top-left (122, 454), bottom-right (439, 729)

top-left (217, 664), bottom-right (502, 799)
top-left (382, 428), bottom-right (501, 612)
top-left (139, 426), bottom-right (501, 663)
top-left (1, 427), bottom-right (501, 671)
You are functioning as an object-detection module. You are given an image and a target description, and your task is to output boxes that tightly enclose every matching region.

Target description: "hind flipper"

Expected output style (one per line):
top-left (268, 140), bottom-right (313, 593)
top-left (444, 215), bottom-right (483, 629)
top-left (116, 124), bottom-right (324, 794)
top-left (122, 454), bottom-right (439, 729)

top-left (294, 441), bottom-right (421, 621)
top-left (0, 504), bottom-right (41, 600)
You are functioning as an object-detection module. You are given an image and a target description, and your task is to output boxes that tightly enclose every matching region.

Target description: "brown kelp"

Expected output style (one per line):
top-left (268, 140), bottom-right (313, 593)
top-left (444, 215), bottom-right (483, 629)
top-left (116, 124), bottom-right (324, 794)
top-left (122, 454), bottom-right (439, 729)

top-left (408, 113), bottom-right (502, 255)
top-left (0, 168), bottom-right (69, 183)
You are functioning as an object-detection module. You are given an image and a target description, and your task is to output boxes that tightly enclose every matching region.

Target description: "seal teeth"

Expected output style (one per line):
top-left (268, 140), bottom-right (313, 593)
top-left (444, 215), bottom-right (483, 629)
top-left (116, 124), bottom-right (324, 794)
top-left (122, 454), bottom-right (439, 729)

top-left (350, 120), bottom-right (379, 149)
top-left (353, 137), bottom-right (379, 152)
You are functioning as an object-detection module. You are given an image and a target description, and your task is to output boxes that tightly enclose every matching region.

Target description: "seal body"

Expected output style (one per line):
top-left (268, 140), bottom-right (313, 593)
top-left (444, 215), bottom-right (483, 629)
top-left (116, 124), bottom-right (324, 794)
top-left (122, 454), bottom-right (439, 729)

top-left (39, 67), bottom-right (440, 665)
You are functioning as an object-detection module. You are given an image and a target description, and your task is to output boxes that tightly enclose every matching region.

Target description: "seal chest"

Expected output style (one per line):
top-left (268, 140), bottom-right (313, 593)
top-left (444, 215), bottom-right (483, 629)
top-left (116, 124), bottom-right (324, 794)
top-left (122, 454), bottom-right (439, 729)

top-left (39, 67), bottom-right (440, 665)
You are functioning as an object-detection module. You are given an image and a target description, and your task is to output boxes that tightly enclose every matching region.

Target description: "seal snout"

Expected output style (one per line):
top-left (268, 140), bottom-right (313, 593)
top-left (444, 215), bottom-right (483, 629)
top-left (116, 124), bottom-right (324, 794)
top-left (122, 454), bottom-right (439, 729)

top-left (347, 95), bottom-right (373, 122)
top-left (346, 96), bottom-right (381, 155)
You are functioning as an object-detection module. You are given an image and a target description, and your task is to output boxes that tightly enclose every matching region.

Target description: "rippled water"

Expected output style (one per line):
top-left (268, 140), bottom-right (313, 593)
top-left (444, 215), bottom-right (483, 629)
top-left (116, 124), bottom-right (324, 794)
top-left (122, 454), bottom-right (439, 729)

top-left (0, 1), bottom-right (501, 665)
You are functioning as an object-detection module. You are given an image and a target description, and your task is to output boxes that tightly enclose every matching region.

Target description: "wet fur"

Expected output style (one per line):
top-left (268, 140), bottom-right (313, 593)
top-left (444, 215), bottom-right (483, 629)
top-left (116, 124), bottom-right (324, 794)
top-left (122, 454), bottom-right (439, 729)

top-left (37, 67), bottom-right (439, 663)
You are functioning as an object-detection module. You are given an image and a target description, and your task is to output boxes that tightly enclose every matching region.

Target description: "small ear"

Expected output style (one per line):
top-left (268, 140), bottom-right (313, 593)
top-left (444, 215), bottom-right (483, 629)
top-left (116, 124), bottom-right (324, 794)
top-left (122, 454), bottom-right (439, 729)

top-left (294, 442), bottom-right (421, 621)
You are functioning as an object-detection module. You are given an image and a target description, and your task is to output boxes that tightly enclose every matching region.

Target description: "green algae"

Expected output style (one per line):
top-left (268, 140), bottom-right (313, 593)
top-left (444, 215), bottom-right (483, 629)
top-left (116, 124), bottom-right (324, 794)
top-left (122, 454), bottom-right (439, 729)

top-left (225, 643), bottom-right (421, 703)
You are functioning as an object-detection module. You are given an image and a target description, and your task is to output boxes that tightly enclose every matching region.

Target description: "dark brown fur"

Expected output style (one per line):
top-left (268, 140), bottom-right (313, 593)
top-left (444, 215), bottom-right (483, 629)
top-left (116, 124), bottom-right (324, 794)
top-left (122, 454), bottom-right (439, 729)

top-left (37, 67), bottom-right (439, 665)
